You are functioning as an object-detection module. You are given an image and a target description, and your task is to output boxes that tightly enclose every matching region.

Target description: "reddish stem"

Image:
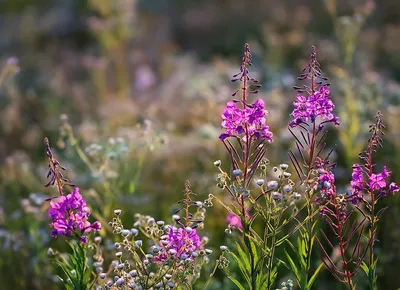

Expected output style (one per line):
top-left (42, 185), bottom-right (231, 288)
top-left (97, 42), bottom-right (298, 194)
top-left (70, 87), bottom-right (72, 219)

top-left (335, 203), bottom-right (354, 290)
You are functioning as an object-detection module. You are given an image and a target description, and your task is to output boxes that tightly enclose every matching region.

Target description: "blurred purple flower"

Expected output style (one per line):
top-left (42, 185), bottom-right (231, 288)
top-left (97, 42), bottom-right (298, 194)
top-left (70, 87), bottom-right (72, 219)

top-left (220, 98), bottom-right (273, 142)
top-left (389, 182), bottom-right (399, 194)
top-left (48, 187), bottom-right (100, 242)
top-left (227, 211), bottom-right (251, 230)
top-left (289, 85), bottom-right (339, 127)
top-left (227, 213), bottom-right (242, 229)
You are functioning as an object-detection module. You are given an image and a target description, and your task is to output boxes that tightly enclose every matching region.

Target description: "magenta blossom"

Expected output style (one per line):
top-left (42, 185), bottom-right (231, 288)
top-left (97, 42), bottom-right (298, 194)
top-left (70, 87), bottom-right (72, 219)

top-left (227, 213), bottom-right (242, 229)
top-left (350, 164), bottom-right (364, 192)
top-left (289, 85), bottom-right (339, 127)
top-left (349, 164), bottom-right (398, 203)
top-left (369, 166), bottom-right (390, 190)
top-left (48, 187), bottom-right (101, 243)
top-left (220, 98), bottom-right (273, 142)
top-left (154, 226), bottom-right (201, 263)
top-left (227, 212), bottom-right (251, 230)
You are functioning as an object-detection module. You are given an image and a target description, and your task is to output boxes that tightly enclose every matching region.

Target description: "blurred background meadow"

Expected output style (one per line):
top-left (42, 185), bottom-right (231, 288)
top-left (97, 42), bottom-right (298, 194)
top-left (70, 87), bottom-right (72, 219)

top-left (0, 0), bottom-right (399, 289)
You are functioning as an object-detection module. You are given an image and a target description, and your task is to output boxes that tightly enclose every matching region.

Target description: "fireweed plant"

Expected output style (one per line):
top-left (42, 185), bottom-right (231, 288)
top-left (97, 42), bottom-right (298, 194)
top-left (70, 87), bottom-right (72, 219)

top-left (211, 44), bottom-right (304, 290)
top-left (42, 44), bottom-right (399, 290)
top-left (44, 137), bottom-right (101, 289)
top-left (281, 46), bottom-right (340, 290)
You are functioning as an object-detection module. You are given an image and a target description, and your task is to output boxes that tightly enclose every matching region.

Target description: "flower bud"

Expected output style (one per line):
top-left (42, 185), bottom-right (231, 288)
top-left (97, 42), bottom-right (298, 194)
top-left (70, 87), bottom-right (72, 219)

top-left (115, 277), bottom-right (124, 286)
top-left (256, 179), bottom-right (264, 186)
top-left (280, 164), bottom-right (289, 170)
top-left (205, 249), bottom-right (213, 255)
top-left (220, 245), bottom-right (228, 251)
top-left (213, 160), bottom-right (221, 167)
top-left (293, 192), bottom-right (301, 200)
top-left (271, 191), bottom-right (283, 199)
top-left (233, 169), bottom-right (241, 175)
top-left (267, 181), bottom-right (279, 190)
top-left (121, 229), bottom-right (130, 237)
top-left (283, 172), bottom-right (291, 178)
top-left (283, 185), bottom-right (292, 193)
top-left (114, 209), bottom-right (122, 215)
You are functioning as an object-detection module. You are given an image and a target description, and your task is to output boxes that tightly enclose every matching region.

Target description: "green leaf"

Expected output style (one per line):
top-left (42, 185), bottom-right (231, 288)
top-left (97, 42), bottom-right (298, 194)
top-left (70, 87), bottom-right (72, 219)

top-left (360, 261), bottom-right (369, 276)
top-left (307, 262), bottom-right (324, 289)
top-left (283, 250), bottom-right (300, 282)
top-left (227, 274), bottom-right (247, 290)
top-left (234, 243), bottom-right (251, 274)
top-left (53, 260), bottom-right (80, 290)
top-left (229, 250), bottom-right (251, 286)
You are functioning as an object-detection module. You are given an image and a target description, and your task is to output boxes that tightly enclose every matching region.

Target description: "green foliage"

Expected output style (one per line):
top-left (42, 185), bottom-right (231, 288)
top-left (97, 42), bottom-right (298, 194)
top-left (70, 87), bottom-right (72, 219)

top-left (52, 242), bottom-right (95, 290)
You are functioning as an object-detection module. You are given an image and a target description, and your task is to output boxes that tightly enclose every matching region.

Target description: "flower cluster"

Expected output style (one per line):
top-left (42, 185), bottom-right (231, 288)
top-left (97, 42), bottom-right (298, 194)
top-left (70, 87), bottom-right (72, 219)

top-left (289, 85), bottom-right (339, 127)
top-left (350, 164), bottom-right (399, 200)
top-left (48, 187), bottom-right (101, 243)
top-left (220, 98), bottom-right (273, 142)
top-left (154, 226), bottom-right (201, 262)
top-left (315, 168), bottom-right (336, 201)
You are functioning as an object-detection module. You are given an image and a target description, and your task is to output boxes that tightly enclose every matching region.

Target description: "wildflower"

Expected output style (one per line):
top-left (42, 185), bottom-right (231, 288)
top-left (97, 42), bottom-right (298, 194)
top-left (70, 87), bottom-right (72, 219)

top-left (233, 169), bottom-right (242, 175)
top-left (227, 213), bottom-right (242, 229)
top-left (227, 212), bottom-right (251, 229)
top-left (316, 168), bottom-right (335, 200)
top-left (271, 191), bottom-right (283, 199)
top-left (153, 227), bottom-right (201, 263)
top-left (220, 99), bottom-right (273, 142)
top-left (256, 179), bottom-right (264, 186)
top-left (267, 180), bottom-right (279, 190)
top-left (389, 182), bottom-right (399, 194)
top-left (289, 85), bottom-right (339, 127)
top-left (369, 166), bottom-right (389, 190)
top-left (48, 187), bottom-right (100, 242)
top-left (350, 164), bottom-right (364, 192)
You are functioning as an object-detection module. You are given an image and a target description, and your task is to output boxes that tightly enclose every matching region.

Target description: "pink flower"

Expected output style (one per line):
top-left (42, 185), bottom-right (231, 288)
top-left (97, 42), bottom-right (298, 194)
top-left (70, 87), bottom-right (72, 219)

top-left (154, 227), bottom-right (201, 263)
top-left (48, 187), bottom-right (100, 243)
top-left (227, 212), bottom-right (251, 230)
top-left (227, 213), bottom-right (243, 229)
top-left (220, 99), bottom-right (273, 142)
top-left (350, 164), bottom-right (364, 192)
top-left (369, 166), bottom-right (390, 190)
top-left (289, 85), bottom-right (339, 127)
